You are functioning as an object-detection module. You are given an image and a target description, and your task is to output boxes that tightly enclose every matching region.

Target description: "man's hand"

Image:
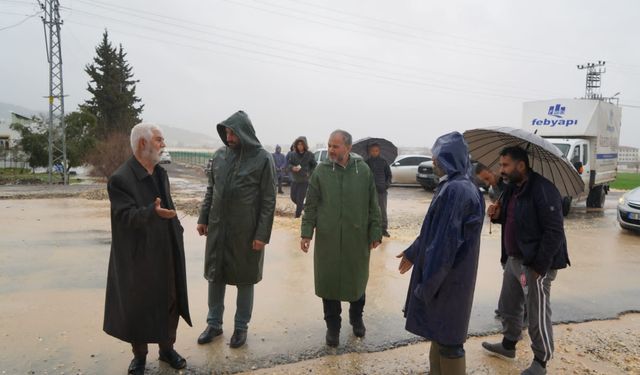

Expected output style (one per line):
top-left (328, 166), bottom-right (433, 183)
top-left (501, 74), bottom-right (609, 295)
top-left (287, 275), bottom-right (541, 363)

top-left (252, 240), bottom-right (266, 251)
top-left (369, 240), bottom-right (381, 250)
top-left (154, 197), bottom-right (177, 219)
top-left (487, 202), bottom-right (501, 220)
top-left (292, 165), bottom-right (302, 172)
top-left (197, 224), bottom-right (208, 236)
top-left (396, 252), bottom-right (413, 274)
top-left (300, 238), bottom-right (311, 253)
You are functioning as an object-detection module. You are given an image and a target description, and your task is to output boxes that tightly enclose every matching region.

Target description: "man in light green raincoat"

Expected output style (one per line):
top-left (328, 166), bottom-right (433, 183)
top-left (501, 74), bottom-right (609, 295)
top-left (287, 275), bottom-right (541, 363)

top-left (300, 129), bottom-right (382, 347)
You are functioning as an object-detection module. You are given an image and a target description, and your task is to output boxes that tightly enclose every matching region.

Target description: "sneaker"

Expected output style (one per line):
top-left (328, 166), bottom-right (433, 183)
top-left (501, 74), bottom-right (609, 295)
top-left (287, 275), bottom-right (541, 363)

top-left (482, 341), bottom-right (516, 361)
top-left (521, 360), bottom-right (547, 375)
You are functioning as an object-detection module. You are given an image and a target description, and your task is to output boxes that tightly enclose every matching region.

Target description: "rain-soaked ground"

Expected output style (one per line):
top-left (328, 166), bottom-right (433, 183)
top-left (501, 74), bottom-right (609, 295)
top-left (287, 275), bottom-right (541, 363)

top-left (0, 163), bottom-right (639, 374)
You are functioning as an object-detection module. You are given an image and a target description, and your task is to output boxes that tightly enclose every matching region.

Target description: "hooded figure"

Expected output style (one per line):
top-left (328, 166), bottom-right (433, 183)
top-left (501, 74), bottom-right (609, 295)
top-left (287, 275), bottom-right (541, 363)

top-left (288, 136), bottom-right (317, 217)
top-left (300, 129), bottom-right (382, 348)
top-left (272, 145), bottom-right (287, 194)
top-left (196, 111), bottom-right (276, 348)
top-left (398, 132), bottom-right (485, 374)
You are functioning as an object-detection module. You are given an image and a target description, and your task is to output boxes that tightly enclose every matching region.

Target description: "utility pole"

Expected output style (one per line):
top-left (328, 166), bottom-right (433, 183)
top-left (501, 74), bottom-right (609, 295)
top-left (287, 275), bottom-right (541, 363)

top-left (577, 61), bottom-right (606, 100)
top-left (39, 0), bottom-right (68, 184)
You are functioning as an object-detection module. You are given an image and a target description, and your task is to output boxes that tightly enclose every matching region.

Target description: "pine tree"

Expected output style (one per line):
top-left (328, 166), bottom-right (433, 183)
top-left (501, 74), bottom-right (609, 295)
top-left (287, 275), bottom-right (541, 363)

top-left (81, 30), bottom-right (143, 137)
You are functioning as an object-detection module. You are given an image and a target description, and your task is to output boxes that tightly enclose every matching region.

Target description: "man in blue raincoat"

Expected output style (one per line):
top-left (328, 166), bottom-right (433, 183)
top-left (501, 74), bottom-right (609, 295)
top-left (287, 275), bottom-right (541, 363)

top-left (397, 132), bottom-right (485, 374)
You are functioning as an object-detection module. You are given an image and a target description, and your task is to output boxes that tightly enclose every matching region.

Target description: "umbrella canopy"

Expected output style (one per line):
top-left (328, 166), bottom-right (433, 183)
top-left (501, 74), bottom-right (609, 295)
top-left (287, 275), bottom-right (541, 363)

top-left (351, 137), bottom-right (398, 164)
top-left (463, 127), bottom-right (584, 198)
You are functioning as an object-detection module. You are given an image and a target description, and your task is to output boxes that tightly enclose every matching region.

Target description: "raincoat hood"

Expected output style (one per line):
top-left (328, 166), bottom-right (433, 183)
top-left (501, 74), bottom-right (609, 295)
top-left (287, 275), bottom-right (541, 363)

top-left (432, 132), bottom-right (470, 178)
top-left (294, 136), bottom-right (309, 152)
top-left (275, 145), bottom-right (282, 153)
top-left (216, 111), bottom-right (262, 151)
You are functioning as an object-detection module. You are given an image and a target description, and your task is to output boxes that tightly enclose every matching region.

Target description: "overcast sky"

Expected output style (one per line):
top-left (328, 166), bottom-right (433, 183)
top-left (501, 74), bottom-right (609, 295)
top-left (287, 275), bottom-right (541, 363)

top-left (1, 0), bottom-right (640, 149)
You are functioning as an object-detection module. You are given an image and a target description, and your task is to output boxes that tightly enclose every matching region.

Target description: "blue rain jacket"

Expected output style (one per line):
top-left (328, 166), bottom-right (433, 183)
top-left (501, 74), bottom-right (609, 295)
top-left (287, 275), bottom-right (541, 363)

top-left (403, 132), bottom-right (485, 345)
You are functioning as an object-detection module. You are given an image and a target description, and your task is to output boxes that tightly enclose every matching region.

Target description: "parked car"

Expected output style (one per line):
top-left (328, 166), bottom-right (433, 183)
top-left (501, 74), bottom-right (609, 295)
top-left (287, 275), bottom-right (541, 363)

top-left (391, 155), bottom-right (431, 185)
top-left (314, 148), bottom-right (328, 163)
top-left (159, 150), bottom-right (172, 164)
top-left (416, 160), bottom-right (437, 190)
top-left (617, 186), bottom-right (640, 231)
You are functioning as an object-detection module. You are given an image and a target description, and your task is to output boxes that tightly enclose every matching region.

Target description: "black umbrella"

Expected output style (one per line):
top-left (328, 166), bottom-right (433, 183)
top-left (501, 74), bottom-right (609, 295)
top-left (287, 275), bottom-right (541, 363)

top-left (351, 137), bottom-right (398, 164)
top-left (463, 127), bottom-right (584, 198)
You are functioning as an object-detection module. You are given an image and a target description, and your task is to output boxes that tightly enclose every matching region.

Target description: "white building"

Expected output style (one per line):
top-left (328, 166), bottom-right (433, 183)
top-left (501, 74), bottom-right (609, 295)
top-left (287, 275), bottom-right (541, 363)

top-left (619, 145), bottom-right (639, 163)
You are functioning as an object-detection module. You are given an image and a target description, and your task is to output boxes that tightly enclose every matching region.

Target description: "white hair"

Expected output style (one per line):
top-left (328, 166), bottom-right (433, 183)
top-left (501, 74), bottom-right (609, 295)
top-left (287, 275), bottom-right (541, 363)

top-left (130, 123), bottom-right (161, 153)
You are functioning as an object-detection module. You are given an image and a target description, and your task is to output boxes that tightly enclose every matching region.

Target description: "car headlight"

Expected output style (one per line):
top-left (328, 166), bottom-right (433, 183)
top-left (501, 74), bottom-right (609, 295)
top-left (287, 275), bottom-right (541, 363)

top-left (619, 196), bottom-right (628, 205)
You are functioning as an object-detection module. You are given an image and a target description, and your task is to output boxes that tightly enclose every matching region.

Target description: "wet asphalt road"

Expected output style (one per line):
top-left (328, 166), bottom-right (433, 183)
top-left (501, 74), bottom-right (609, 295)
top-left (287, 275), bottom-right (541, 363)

top-left (0, 163), bottom-right (638, 374)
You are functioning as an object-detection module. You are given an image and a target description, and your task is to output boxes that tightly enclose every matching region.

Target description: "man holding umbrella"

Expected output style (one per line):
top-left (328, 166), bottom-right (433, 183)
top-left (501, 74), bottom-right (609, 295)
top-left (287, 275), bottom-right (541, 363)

top-left (481, 146), bottom-right (570, 375)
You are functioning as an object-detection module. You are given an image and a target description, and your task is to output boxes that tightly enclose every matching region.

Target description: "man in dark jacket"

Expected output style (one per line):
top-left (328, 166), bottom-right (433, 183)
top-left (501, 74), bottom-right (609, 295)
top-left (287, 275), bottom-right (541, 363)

top-left (481, 146), bottom-right (570, 375)
top-left (105, 123), bottom-right (192, 375)
top-left (196, 111), bottom-right (276, 349)
top-left (397, 132), bottom-right (485, 375)
top-left (288, 136), bottom-right (317, 218)
top-left (366, 143), bottom-right (392, 237)
top-left (272, 145), bottom-right (287, 194)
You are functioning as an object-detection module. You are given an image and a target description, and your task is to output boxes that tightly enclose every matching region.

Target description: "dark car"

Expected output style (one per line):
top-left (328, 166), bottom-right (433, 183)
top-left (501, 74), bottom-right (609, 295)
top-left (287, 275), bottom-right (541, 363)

top-left (416, 160), bottom-right (437, 191)
top-left (417, 159), bottom-right (488, 192)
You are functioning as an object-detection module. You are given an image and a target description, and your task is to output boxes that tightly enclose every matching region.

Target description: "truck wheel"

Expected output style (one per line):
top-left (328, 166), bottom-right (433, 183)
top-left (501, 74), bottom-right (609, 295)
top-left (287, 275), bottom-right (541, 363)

top-left (586, 186), bottom-right (606, 208)
top-left (561, 196), bottom-right (572, 216)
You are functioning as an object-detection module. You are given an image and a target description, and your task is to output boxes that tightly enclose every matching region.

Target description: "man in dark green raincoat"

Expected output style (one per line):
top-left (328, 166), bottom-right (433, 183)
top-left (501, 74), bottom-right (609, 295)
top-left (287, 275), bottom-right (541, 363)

top-left (196, 111), bottom-right (276, 348)
top-left (300, 129), bottom-right (382, 347)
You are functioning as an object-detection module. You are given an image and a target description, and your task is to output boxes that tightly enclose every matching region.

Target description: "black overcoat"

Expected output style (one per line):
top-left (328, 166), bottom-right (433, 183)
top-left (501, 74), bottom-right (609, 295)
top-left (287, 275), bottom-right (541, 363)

top-left (104, 156), bottom-right (192, 343)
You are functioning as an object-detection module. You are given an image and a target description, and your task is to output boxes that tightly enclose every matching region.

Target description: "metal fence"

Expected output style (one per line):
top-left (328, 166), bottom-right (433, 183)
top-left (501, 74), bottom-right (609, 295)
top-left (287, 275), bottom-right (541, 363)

top-left (0, 153), bottom-right (30, 170)
top-left (169, 150), bottom-right (213, 166)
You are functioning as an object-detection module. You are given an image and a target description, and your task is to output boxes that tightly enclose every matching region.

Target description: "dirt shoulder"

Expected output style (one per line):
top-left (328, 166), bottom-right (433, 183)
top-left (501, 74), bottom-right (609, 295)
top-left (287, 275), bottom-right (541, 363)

top-left (241, 313), bottom-right (640, 375)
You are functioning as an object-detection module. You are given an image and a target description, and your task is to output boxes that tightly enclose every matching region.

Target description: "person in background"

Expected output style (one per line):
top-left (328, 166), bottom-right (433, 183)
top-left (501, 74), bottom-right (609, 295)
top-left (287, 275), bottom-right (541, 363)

top-left (366, 143), bottom-right (392, 237)
top-left (475, 163), bottom-right (506, 203)
top-left (288, 136), bottom-right (317, 218)
top-left (272, 145), bottom-right (287, 194)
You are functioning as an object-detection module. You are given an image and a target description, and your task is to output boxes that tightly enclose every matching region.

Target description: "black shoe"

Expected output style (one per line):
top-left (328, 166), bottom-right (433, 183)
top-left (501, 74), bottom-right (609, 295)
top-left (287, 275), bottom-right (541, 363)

top-left (325, 329), bottom-right (340, 347)
top-left (382, 230), bottom-right (390, 238)
top-left (158, 349), bottom-right (186, 370)
top-left (229, 329), bottom-right (247, 348)
top-left (350, 317), bottom-right (366, 338)
top-left (128, 357), bottom-right (145, 375)
top-left (278, 190), bottom-right (284, 194)
top-left (197, 325), bottom-right (223, 344)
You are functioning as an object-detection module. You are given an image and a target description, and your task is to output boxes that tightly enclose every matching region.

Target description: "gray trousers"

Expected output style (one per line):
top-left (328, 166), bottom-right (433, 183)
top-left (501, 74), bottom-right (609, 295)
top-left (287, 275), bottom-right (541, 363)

top-left (378, 191), bottom-right (388, 231)
top-left (500, 256), bottom-right (557, 362)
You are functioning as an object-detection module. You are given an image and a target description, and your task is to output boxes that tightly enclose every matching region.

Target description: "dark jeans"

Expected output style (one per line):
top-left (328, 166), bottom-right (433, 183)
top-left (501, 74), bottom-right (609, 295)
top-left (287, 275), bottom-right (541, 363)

top-left (322, 294), bottom-right (365, 331)
top-left (290, 181), bottom-right (309, 217)
top-left (276, 173), bottom-right (285, 192)
top-left (378, 191), bottom-right (388, 231)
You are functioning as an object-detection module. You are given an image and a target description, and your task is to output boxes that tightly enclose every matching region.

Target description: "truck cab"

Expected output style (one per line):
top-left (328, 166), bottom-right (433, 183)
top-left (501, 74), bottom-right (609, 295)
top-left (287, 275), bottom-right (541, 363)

top-left (522, 99), bottom-right (622, 211)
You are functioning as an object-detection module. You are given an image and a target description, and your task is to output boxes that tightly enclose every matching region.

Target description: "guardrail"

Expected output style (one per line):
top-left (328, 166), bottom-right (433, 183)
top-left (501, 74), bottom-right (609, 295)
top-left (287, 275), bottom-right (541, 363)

top-left (169, 150), bottom-right (213, 166)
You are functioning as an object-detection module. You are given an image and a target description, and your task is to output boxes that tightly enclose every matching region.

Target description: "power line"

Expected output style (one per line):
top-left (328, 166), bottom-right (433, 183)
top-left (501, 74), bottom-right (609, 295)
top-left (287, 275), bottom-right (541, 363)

top-left (0, 10), bottom-right (40, 31)
top-left (222, 0), bottom-right (582, 67)
top-left (63, 0), bottom-right (568, 99)
top-left (64, 19), bottom-right (539, 102)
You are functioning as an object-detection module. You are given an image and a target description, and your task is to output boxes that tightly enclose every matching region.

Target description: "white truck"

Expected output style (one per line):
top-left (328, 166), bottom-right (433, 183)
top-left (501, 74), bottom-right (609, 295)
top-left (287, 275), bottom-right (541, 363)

top-left (522, 99), bottom-right (622, 213)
